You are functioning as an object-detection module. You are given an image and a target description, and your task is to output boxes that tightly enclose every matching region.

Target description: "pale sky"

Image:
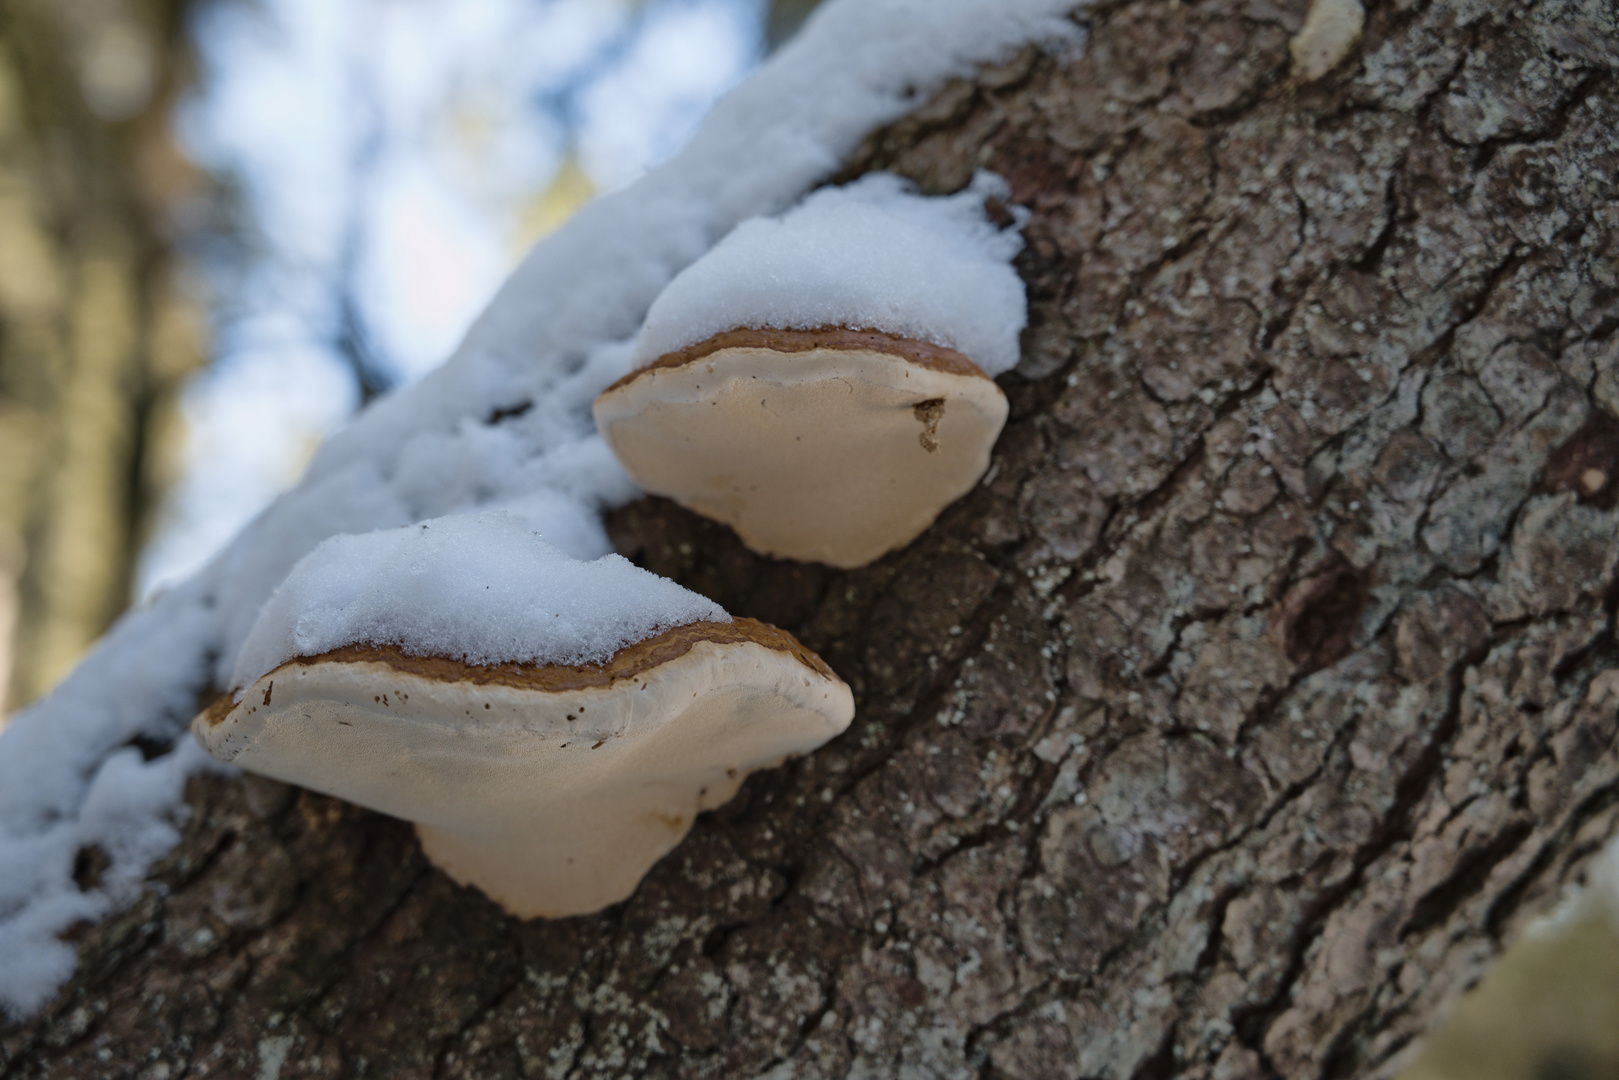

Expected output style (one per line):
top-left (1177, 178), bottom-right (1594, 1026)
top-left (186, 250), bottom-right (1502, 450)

top-left (140, 0), bottom-right (768, 596)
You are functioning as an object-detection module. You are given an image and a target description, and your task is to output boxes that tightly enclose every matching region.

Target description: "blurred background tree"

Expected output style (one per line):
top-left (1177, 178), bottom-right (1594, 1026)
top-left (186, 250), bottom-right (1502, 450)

top-left (0, 0), bottom-right (203, 712)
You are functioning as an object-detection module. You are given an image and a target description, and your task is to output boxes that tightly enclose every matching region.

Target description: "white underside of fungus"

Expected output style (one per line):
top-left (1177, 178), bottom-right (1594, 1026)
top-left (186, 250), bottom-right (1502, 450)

top-left (199, 621), bottom-right (852, 918)
top-left (596, 331), bottom-right (1008, 567)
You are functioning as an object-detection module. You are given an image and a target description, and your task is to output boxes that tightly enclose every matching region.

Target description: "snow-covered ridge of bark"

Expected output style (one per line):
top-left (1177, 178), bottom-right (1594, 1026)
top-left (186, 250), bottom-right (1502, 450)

top-left (0, 0), bottom-right (1084, 1018)
top-left (632, 172), bottom-right (1030, 375)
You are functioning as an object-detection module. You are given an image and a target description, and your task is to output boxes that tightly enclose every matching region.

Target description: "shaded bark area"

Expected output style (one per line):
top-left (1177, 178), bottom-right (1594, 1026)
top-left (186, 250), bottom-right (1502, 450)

top-left (5, 0), bottom-right (1619, 1077)
top-left (0, 0), bottom-right (204, 712)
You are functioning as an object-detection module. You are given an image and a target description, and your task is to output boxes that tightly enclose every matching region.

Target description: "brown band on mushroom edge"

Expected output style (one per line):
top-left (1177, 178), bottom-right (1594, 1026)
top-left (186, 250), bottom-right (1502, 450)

top-left (603, 325), bottom-right (990, 394)
top-left (201, 618), bottom-right (834, 726)
top-left (198, 693), bottom-right (236, 729)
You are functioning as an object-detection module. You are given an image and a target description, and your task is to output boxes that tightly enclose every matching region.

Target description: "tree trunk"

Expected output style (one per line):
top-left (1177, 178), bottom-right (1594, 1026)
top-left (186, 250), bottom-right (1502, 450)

top-left (5, 0), bottom-right (1619, 1076)
top-left (0, 0), bottom-right (203, 714)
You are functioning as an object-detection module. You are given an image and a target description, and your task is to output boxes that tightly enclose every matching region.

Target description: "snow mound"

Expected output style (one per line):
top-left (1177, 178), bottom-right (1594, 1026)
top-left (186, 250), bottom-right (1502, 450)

top-left (232, 512), bottom-right (728, 688)
top-left (633, 172), bottom-right (1028, 375)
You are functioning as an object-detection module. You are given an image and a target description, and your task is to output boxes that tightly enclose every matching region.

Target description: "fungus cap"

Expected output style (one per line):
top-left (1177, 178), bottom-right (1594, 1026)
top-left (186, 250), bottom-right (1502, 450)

top-left (194, 618), bottom-right (852, 918)
top-left (593, 325), bottom-right (1008, 568)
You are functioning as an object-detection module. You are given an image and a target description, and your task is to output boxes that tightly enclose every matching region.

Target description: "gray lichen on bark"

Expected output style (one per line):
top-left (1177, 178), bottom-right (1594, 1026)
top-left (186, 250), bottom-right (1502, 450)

top-left (4, 0), bottom-right (1619, 1077)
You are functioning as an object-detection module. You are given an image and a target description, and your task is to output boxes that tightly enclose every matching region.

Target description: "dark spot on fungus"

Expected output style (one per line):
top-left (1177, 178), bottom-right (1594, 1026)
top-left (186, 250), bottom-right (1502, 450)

top-left (914, 398), bottom-right (946, 452)
top-left (1538, 410), bottom-right (1619, 509)
top-left (592, 739), bottom-right (606, 749)
top-left (1276, 560), bottom-right (1371, 674)
top-left (262, 681), bottom-right (274, 707)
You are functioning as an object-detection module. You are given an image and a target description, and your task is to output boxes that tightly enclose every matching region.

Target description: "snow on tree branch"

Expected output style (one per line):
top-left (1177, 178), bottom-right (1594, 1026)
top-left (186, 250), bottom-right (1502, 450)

top-left (0, 0), bottom-right (1084, 1018)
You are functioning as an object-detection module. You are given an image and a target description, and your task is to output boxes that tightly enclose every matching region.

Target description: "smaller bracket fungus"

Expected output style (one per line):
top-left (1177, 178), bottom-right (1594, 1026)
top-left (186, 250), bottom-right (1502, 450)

top-left (594, 173), bottom-right (1027, 568)
top-left (194, 513), bottom-right (853, 918)
top-left (595, 326), bottom-right (1008, 568)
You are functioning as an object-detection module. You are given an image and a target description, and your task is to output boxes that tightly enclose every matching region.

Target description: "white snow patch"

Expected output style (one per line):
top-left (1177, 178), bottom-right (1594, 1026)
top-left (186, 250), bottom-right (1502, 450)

top-left (633, 171), bottom-right (1028, 375)
top-left (0, 581), bottom-right (223, 1017)
top-left (0, 0), bottom-right (1086, 1018)
top-left (232, 511), bottom-right (727, 689)
top-left (577, 0), bottom-right (762, 190)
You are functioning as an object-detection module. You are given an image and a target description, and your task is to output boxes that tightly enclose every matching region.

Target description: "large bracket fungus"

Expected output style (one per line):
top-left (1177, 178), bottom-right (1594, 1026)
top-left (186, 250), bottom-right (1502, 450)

top-left (594, 173), bottom-right (1028, 568)
top-left (192, 515), bottom-right (853, 918)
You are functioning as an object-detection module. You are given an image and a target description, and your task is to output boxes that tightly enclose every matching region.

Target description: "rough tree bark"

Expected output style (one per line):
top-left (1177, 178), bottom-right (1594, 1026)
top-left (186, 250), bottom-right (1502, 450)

top-left (4, 0), bottom-right (1619, 1076)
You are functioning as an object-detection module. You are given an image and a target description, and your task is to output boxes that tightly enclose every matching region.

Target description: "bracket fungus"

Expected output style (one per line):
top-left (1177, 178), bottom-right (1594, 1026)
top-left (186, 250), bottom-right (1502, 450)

top-left (594, 173), bottom-right (1027, 568)
top-left (193, 514), bottom-right (853, 918)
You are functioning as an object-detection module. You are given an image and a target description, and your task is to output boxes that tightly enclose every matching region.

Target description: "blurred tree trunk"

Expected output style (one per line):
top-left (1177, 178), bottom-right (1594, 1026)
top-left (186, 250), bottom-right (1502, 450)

top-left (0, 0), bottom-right (202, 715)
top-left (5, 1), bottom-right (1619, 1079)
top-left (765, 0), bottom-right (826, 49)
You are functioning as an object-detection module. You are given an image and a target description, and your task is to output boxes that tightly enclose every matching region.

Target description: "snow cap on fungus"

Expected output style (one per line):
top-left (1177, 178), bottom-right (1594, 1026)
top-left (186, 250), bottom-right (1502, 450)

top-left (197, 513), bottom-right (853, 918)
top-left (594, 173), bottom-right (1025, 568)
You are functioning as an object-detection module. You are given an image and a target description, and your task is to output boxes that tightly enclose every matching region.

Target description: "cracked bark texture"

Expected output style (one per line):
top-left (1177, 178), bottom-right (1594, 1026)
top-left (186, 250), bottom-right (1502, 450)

top-left (5, 0), bottom-right (1619, 1076)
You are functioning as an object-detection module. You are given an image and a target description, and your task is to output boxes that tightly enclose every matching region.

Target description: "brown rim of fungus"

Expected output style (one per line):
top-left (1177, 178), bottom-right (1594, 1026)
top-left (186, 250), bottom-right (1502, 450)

top-left (200, 617), bottom-right (832, 725)
top-left (605, 325), bottom-right (992, 392)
